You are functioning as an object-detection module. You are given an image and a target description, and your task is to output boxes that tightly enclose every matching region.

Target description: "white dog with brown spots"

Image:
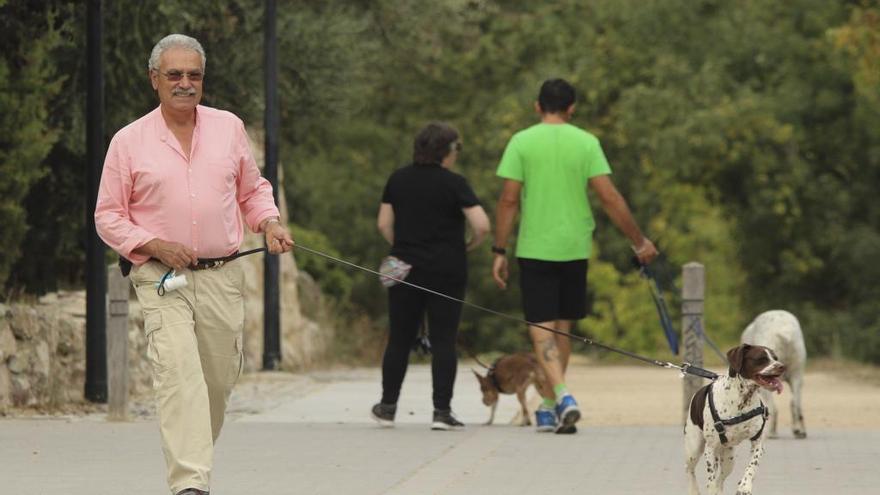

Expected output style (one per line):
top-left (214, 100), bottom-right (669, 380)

top-left (741, 310), bottom-right (807, 439)
top-left (685, 344), bottom-right (786, 495)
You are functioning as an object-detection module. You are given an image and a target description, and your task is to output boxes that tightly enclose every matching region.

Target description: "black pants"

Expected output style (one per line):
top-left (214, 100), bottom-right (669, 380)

top-left (381, 268), bottom-right (465, 410)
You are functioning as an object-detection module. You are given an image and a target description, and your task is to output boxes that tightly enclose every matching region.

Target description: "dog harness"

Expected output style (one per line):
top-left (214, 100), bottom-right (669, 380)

top-left (707, 385), bottom-right (767, 444)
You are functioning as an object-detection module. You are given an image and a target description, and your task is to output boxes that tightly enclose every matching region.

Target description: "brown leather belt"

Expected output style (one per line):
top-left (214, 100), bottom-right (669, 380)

top-left (190, 259), bottom-right (227, 270)
top-left (190, 250), bottom-right (240, 270)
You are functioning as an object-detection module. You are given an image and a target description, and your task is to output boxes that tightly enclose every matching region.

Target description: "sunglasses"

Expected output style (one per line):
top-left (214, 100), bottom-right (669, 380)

top-left (156, 69), bottom-right (204, 82)
top-left (450, 141), bottom-right (463, 152)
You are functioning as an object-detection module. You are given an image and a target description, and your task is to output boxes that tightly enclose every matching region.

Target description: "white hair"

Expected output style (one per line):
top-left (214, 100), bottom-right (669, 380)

top-left (148, 34), bottom-right (206, 71)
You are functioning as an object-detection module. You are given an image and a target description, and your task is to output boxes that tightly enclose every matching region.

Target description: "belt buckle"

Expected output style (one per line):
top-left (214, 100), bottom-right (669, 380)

top-left (193, 260), bottom-right (217, 271)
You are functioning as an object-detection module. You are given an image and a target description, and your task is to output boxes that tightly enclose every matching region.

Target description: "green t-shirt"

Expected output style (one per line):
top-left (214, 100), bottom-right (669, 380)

top-left (496, 123), bottom-right (611, 261)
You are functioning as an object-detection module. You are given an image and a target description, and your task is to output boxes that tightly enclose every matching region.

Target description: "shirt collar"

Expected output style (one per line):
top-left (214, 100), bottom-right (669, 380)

top-left (153, 104), bottom-right (201, 143)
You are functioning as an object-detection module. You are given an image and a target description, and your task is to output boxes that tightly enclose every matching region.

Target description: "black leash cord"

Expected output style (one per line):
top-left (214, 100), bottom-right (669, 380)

top-left (290, 244), bottom-right (718, 380)
top-left (212, 244), bottom-right (719, 380)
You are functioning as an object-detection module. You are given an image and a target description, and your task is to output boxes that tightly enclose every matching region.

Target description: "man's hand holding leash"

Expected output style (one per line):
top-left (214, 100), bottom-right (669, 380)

top-left (261, 217), bottom-right (295, 254)
top-left (631, 237), bottom-right (659, 265)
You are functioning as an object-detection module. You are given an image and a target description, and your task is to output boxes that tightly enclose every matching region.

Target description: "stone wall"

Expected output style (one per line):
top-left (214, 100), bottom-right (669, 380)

top-left (0, 244), bottom-right (329, 414)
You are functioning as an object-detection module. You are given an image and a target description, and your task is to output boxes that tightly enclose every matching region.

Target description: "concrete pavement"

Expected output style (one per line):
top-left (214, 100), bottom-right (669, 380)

top-left (1, 365), bottom-right (878, 494)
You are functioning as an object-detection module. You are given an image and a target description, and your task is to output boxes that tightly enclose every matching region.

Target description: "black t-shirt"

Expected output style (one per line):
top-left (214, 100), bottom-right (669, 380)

top-left (381, 162), bottom-right (480, 277)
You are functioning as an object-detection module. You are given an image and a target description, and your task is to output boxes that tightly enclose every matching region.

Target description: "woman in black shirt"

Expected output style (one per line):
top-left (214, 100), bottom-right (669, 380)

top-left (372, 122), bottom-right (490, 430)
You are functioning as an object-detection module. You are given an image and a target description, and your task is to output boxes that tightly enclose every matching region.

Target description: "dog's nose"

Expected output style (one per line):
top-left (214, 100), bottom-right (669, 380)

top-left (776, 364), bottom-right (786, 374)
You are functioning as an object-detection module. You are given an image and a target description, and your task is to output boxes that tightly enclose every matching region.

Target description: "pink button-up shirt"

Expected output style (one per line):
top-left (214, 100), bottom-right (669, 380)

top-left (95, 105), bottom-right (280, 265)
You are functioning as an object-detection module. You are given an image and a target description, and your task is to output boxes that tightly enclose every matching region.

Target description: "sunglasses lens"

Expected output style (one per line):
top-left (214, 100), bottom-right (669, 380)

top-left (163, 71), bottom-right (201, 82)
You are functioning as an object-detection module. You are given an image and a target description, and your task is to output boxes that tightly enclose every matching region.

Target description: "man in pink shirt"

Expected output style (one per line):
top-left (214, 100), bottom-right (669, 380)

top-left (95, 34), bottom-right (293, 495)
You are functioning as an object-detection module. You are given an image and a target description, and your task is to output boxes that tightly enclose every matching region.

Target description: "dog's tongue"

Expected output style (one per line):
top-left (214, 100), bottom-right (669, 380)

top-left (769, 377), bottom-right (784, 394)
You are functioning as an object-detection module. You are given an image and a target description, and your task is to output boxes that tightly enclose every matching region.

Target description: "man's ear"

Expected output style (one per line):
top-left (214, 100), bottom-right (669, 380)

top-left (534, 101), bottom-right (543, 115)
top-left (565, 103), bottom-right (576, 117)
top-left (149, 69), bottom-right (159, 91)
top-left (726, 344), bottom-right (751, 377)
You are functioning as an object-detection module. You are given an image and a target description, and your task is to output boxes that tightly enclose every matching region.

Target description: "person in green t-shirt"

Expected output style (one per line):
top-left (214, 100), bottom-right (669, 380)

top-left (492, 78), bottom-right (658, 434)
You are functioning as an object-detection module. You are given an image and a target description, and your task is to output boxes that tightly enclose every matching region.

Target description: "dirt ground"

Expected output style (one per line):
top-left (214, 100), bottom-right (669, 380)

top-left (6, 357), bottom-right (880, 431)
top-left (563, 356), bottom-right (880, 430)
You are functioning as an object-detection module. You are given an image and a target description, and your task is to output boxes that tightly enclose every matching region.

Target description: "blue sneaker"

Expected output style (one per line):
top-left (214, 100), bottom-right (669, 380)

top-left (535, 408), bottom-right (557, 432)
top-left (555, 395), bottom-right (581, 433)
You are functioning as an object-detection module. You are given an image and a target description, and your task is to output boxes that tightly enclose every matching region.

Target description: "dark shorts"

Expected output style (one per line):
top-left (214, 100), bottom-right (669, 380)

top-left (518, 258), bottom-right (589, 323)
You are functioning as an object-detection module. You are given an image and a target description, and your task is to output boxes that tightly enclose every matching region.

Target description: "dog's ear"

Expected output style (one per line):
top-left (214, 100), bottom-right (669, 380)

top-left (472, 369), bottom-right (485, 381)
top-left (726, 344), bottom-right (752, 377)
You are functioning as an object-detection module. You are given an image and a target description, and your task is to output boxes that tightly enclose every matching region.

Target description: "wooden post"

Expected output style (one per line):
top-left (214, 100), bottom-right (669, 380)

top-left (682, 262), bottom-right (705, 425)
top-left (107, 265), bottom-right (129, 421)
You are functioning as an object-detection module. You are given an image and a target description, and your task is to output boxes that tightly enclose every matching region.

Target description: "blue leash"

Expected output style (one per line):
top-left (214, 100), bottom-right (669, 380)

top-left (633, 257), bottom-right (726, 362)
top-left (634, 258), bottom-right (679, 355)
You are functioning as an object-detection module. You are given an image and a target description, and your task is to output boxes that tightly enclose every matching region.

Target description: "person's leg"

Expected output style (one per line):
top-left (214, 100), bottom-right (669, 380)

top-left (552, 260), bottom-right (589, 432)
top-left (554, 319), bottom-right (572, 373)
top-left (424, 278), bottom-right (465, 411)
top-left (529, 321), bottom-right (566, 388)
top-left (557, 259), bottom-right (588, 378)
top-left (131, 261), bottom-right (213, 494)
top-left (519, 258), bottom-right (566, 387)
top-left (381, 282), bottom-right (426, 405)
top-left (191, 261), bottom-right (246, 443)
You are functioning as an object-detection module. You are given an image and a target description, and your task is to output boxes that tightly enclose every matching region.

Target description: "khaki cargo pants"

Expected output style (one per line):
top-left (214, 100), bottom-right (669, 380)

top-left (131, 259), bottom-right (245, 494)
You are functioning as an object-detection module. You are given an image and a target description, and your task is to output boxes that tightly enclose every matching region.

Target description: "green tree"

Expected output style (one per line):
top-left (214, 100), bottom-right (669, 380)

top-left (0, 0), bottom-right (70, 289)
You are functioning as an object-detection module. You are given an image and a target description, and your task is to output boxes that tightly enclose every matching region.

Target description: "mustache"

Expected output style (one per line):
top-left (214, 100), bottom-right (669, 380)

top-left (171, 88), bottom-right (197, 96)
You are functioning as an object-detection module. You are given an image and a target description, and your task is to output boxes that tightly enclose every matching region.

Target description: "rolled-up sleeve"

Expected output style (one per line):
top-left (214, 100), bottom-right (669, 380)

top-left (94, 134), bottom-right (157, 264)
top-left (234, 122), bottom-right (281, 232)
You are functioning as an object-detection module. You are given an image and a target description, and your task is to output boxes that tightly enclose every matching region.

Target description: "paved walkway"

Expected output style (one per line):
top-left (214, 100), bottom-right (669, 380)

top-left (2, 365), bottom-right (879, 494)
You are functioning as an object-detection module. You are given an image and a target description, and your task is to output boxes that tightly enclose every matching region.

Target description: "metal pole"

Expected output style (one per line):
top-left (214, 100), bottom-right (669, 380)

top-left (85, 0), bottom-right (108, 403)
top-left (681, 262), bottom-right (705, 425)
top-left (262, 0), bottom-right (281, 370)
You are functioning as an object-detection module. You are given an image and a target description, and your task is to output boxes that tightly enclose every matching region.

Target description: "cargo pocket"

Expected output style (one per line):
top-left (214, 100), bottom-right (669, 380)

top-left (227, 334), bottom-right (244, 386)
top-left (144, 311), bottom-right (171, 376)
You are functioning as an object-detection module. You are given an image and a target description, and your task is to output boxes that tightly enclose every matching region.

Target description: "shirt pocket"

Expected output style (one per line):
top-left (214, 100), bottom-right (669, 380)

top-left (130, 161), bottom-right (170, 202)
top-left (205, 157), bottom-right (238, 196)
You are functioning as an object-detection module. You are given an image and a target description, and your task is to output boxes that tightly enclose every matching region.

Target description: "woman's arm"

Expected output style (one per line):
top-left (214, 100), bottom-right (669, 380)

top-left (463, 205), bottom-right (490, 251)
top-left (377, 202), bottom-right (395, 244)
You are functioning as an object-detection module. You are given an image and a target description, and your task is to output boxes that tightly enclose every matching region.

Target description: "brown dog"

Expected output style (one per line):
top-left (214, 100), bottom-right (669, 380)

top-left (472, 352), bottom-right (553, 426)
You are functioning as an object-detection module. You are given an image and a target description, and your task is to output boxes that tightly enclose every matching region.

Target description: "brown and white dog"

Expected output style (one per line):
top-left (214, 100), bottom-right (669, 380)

top-left (472, 352), bottom-right (553, 426)
top-left (685, 344), bottom-right (786, 495)
top-left (741, 310), bottom-right (807, 439)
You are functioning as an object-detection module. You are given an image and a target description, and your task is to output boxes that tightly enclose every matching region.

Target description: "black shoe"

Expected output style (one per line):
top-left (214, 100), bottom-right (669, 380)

top-left (555, 424), bottom-right (578, 435)
top-left (371, 402), bottom-right (396, 427)
top-left (176, 489), bottom-right (208, 495)
top-left (431, 409), bottom-right (465, 430)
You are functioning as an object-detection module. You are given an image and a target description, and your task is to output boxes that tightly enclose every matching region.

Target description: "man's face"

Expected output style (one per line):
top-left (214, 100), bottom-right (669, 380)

top-left (150, 47), bottom-right (203, 114)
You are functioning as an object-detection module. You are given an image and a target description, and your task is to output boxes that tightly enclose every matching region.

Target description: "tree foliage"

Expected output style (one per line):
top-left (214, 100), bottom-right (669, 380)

top-left (0, 1), bottom-right (70, 290)
top-left (2, 0), bottom-right (878, 363)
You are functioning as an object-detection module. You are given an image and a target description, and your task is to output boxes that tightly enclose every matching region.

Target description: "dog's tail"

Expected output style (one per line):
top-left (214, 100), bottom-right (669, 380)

top-left (464, 347), bottom-right (492, 370)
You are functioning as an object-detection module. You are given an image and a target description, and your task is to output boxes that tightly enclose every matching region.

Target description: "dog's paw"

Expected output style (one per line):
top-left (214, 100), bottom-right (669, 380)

top-left (793, 429), bottom-right (807, 439)
top-left (735, 491), bottom-right (752, 495)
